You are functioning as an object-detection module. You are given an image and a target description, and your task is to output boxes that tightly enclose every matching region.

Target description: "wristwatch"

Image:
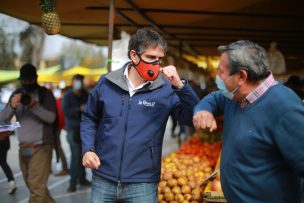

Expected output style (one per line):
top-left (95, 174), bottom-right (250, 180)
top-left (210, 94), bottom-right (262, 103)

top-left (88, 148), bottom-right (95, 153)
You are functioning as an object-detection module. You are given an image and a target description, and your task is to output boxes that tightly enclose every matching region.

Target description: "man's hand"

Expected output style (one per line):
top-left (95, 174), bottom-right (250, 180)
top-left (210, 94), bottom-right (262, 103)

top-left (193, 110), bottom-right (217, 132)
top-left (10, 93), bottom-right (22, 109)
top-left (80, 104), bottom-right (85, 112)
top-left (160, 65), bottom-right (184, 89)
top-left (28, 99), bottom-right (37, 108)
top-left (0, 131), bottom-right (13, 141)
top-left (82, 151), bottom-right (101, 169)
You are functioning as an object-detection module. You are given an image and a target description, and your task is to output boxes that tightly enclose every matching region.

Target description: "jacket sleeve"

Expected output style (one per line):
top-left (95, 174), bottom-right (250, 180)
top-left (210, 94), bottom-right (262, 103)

top-left (81, 82), bottom-right (103, 155)
top-left (194, 91), bottom-right (226, 116)
top-left (30, 89), bottom-right (56, 124)
top-left (171, 80), bottom-right (200, 126)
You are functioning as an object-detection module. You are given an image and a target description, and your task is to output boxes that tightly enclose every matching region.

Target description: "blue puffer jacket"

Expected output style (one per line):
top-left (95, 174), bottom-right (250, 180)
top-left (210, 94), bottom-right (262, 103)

top-left (81, 62), bottom-right (199, 183)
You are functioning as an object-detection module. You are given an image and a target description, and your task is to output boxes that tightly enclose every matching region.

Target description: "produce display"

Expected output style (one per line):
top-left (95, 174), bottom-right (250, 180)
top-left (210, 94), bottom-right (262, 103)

top-left (158, 135), bottom-right (222, 203)
top-left (176, 136), bottom-right (221, 168)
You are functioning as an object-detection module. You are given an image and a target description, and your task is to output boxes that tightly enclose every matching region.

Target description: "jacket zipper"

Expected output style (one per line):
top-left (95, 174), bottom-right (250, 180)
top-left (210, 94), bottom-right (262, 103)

top-left (150, 146), bottom-right (155, 171)
top-left (120, 94), bottom-right (125, 116)
top-left (118, 96), bottom-right (132, 182)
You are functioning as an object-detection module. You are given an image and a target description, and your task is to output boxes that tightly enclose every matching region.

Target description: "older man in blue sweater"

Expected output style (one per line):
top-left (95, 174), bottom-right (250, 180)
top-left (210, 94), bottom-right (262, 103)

top-left (193, 40), bottom-right (304, 203)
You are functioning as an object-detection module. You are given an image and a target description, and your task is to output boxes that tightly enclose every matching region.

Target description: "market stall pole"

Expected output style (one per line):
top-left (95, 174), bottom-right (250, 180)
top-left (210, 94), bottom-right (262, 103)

top-left (107, 0), bottom-right (115, 72)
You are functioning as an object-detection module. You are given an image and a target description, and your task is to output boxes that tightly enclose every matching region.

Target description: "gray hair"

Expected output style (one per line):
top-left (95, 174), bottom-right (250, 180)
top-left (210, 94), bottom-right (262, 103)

top-left (218, 40), bottom-right (269, 81)
top-left (128, 28), bottom-right (167, 59)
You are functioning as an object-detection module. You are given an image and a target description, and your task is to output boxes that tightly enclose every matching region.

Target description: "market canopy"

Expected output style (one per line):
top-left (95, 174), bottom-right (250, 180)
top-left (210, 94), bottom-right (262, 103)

top-left (0, 65), bottom-right (107, 85)
top-left (38, 66), bottom-right (108, 85)
top-left (1, 0), bottom-right (303, 67)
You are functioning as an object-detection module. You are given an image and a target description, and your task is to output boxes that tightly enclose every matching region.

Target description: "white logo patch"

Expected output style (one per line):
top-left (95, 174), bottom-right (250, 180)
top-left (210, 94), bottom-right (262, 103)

top-left (138, 100), bottom-right (156, 107)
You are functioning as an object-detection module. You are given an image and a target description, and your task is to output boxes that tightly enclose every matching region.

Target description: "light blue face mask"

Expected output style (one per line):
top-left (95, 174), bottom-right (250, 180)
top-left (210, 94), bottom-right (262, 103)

top-left (73, 80), bottom-right (82, 90)
top-left (215, 75), bottom-right (239, 99)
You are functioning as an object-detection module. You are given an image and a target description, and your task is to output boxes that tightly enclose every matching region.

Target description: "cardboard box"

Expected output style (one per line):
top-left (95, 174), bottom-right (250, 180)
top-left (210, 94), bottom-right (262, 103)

top-left (203, 152), bottom-right (228, 202)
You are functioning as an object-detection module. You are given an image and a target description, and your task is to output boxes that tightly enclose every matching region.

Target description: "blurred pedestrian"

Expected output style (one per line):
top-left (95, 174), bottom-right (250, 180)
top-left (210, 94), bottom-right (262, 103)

top-left (62, 74), bottom-right (90, 192)
top-left (53, 91), bottom-right (68, 176)
top-left (284, 75), bottom-right (304, 100)
top-left (0, 63), bottom-right (57, 203)
top-left (0, 129), bottom-right (17, 194)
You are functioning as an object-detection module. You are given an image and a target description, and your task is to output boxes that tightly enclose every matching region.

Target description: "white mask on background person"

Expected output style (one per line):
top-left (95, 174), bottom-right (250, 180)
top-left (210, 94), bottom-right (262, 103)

top-left (53, 88), bottom-right (62, 99)
top-left (73, 80), bottom-right (82, 90)
top-left (215, 75), bottom-right (239, 99)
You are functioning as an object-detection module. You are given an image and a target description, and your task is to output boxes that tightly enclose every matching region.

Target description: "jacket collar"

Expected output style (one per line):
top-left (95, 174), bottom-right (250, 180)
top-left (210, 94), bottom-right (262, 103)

top-left (105, 61), bottom-right (164, 92)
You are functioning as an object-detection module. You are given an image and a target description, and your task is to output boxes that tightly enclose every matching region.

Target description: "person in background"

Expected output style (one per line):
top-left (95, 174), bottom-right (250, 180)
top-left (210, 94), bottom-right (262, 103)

top-left (62, 74), bottom-right (90, 192)
top-left (53, 89), bottom-right (68, 176)
top-left (81, 28), bottom-right (199, 203)
top-left (0, 63), bottom-right (57, 203)
top-left (284, 75), bottom-right (304, 100)
top-left (193, 40), bottom-right (304, 203)
top-left (0, 129), bottom-right (17, 194)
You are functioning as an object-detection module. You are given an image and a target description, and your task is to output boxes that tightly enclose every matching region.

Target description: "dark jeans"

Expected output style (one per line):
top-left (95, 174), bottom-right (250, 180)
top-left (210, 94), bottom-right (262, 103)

top-left (0, 147), bottom-right (14, 182)
top-left (66, 128), bottom-right (86, 185)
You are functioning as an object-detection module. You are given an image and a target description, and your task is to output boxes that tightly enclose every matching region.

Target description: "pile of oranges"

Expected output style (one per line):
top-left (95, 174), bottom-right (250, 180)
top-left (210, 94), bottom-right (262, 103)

top-left (159, 153), bottom-right (212, 203)
top-left (176, 136), bottom-right (221, 168)
top-left (158, 136), bottom-right (222, 202)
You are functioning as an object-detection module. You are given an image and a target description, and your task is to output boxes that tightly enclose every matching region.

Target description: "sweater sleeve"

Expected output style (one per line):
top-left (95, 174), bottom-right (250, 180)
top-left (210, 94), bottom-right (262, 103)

top-left (275, 103), bottom-right (304, 176)
top-left (30, 99), bottom-right (56, 124)
top-left (194, 91), bottom-right (226, 116)
top-left (30, 89), bottom-right (56, 124)
top-left (0, 102), bottom-right (15, 123)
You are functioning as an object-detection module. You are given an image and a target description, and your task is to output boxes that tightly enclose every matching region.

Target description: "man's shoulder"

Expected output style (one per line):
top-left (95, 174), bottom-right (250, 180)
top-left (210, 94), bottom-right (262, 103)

top-left (268, 83), bottom-right (299, 100)
top-left (38, 85), bottom-right (52, 94)
top-left (262, 84), bottom-right (302, 110)
top-left (63, 89), bottom-right (73, 96)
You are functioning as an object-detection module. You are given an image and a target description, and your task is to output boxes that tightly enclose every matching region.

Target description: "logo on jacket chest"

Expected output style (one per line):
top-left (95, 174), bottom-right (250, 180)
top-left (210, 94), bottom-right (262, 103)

top-left (137, 100), bottom-right (156, 107)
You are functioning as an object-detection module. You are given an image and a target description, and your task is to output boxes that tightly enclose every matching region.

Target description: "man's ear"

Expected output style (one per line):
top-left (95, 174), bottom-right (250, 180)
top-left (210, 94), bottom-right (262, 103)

top-left (238, 69), bottom-right (248, 85)
top-left (129, 50), bottom-right (139, 64)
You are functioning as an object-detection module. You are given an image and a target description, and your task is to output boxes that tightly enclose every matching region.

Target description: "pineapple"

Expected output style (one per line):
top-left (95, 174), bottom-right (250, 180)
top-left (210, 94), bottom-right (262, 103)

top-left (40, 0), bottom-right (61, 35)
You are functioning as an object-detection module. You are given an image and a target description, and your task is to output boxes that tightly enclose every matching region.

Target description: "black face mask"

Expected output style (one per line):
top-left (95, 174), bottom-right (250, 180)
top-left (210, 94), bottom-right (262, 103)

top-left (22, 83), bottom-right (38, 92)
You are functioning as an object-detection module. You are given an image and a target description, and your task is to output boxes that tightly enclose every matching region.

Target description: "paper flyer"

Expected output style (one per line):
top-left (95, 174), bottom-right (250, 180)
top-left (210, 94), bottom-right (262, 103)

top-left (0, 122), bottom-right (21, 132)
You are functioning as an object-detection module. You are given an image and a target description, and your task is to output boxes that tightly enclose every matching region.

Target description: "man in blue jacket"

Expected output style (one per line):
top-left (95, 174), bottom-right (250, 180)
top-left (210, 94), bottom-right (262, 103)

top-left (81, 28), bottom-right (199, 202)
top-left (193, 40), bottom-right (304, 203)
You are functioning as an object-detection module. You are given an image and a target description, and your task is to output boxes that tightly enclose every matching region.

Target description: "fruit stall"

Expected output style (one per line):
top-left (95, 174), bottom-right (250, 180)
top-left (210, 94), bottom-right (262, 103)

top-left (158, 129), bottom-right (227, 203)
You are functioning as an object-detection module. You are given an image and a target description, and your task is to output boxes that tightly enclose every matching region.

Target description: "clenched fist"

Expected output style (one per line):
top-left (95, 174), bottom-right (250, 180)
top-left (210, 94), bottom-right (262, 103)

top-left (193, 110), bottom-right (217, 132)
top-left (82, 151), bottom-right (101, 169)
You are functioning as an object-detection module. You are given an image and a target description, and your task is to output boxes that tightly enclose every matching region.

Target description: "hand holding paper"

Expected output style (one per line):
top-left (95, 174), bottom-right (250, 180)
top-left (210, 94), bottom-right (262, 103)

top-left (0, 122), bottom-right (20, 141)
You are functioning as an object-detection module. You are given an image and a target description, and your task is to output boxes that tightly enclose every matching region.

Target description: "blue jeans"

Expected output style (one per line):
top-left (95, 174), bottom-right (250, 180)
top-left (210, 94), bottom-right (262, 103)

top-left (66, 128), bottom-right (86, 185)
top-left (91, 175), bottom-right (158, 203)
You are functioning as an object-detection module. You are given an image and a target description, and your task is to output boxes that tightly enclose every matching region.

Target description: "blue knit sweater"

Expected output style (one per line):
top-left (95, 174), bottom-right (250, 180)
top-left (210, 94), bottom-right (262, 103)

top-left (194, 84), bottom-right (304, 203)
